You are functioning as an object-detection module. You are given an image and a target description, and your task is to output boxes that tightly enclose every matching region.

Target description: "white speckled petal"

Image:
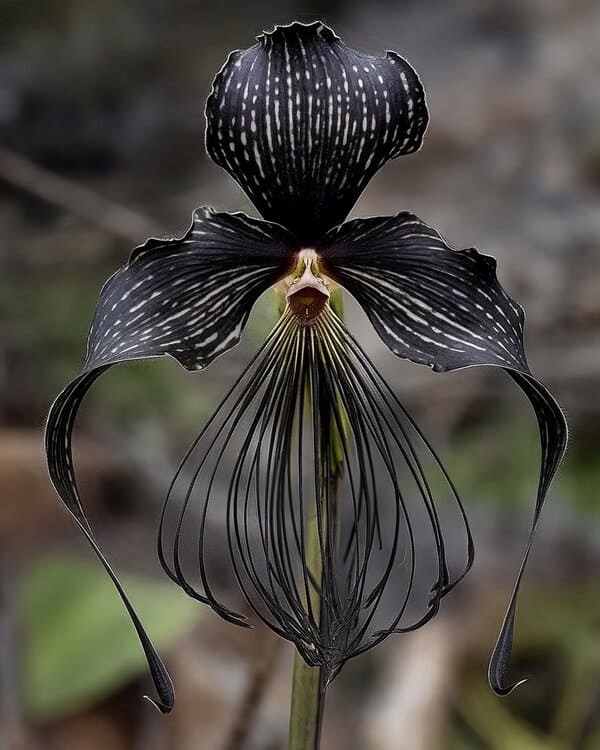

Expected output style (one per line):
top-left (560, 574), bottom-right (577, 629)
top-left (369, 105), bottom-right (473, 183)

top-left (322, 213), bottom-right (528, 373)
top-left (206, 22), bottom-right (428, 243)
top-left (321, 212), bottom-right (568, 696)
top-left (86, 208), bottom-right (295, 371)
top-left (44, 207), bottom-right (294, 713)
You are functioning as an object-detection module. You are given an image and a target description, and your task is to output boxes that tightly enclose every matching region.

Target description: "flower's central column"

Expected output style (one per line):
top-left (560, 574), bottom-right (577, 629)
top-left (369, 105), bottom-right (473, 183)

top-left (286, 250), bottom-right (330, 325)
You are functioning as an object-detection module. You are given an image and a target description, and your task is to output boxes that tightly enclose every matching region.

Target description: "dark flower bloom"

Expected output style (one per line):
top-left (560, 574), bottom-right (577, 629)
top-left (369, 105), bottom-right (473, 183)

top-left (46, 22), bottom-right (567, 713)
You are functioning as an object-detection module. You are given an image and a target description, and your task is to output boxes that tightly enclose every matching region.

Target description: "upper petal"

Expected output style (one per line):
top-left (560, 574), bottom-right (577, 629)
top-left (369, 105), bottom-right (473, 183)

top-left (45, 208), bottom-right (295, 712)
top-left (205, 22), bottom-right (428, 243)
top-left (321, 213), bottom-right (568, 695)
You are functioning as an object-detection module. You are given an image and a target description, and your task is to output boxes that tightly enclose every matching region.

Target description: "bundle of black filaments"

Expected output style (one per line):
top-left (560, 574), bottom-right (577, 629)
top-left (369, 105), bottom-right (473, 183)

top-left (158, 307), bottom-right (474, 683)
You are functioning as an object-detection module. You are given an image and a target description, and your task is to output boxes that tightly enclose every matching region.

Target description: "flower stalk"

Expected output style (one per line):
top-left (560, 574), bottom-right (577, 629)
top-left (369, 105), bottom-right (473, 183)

top-left (288, 289), bottom-right (346, 750)
top-left (288, 505), bottom-right (325, 750)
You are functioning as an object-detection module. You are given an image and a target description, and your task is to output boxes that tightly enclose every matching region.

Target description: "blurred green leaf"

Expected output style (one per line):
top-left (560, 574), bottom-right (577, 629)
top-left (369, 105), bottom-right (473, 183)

top-left (455, 582), bottom-right (599, 749)
top-left (447, 418), bottom-right (600, 517)
top-left (445, 728), bottom-right (483, 750)
top-left (21, 555), bottom-right (200, 720)
top-left (515, 585), bottom-right (600, 657)
top-left (584, 728), bottom-right (600, 750)
top-left (458, 684), bottom-right (567, 750)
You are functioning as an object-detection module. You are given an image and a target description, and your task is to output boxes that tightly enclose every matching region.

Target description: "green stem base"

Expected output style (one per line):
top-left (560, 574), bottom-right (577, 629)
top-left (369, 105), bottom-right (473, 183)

top-left (288, 653), bottom-right (324, 750)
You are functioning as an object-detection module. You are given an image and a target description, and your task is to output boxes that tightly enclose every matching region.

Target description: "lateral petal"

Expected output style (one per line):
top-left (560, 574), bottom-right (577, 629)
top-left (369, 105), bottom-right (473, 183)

top-left (321, 212), bottom-right (568, 694)
top-left (45, 208), bottom-right (294, 711)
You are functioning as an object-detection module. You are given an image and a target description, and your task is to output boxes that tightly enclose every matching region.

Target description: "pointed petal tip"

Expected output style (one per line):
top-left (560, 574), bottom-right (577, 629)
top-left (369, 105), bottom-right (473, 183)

top-left (488, 675), bottom-right (529, 697)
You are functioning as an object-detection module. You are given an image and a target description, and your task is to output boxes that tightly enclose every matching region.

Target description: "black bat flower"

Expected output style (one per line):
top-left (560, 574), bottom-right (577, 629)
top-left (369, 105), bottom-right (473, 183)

top-left (45, 22), bottom-right (567, 713)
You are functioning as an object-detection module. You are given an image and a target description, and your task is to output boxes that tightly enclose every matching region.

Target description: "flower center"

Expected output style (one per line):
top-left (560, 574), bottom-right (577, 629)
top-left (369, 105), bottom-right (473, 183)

top-left (286, 249), bottom-right (330, 325)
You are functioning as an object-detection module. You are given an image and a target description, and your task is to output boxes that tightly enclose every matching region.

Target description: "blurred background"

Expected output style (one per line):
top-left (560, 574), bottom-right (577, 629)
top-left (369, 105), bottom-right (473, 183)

top-left (1, 1), bottom-right (599, 748)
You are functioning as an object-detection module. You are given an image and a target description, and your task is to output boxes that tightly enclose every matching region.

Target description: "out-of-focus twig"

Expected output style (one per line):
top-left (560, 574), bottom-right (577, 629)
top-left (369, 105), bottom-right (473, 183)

top-left (365, 618), bottom-right (460, 750)
top-left (220, 632), bottom-right (280, 750)
top-left (0, 550), bottom-right (32, 750)
top-left (0, 146), bottom-right (163, 243)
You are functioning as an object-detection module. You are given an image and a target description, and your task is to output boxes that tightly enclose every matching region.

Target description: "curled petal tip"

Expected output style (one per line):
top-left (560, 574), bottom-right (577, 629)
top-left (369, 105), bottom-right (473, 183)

top-left (489, 676), bottom-right (529, 697)
top-left (143, 694), bottom-right (174, 714)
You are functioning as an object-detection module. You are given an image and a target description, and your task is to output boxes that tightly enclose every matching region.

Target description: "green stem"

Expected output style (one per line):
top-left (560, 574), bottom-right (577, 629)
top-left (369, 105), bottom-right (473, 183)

top-left (289, 652), bottom-right (324, 750)
top-left (288, 506), bottom-right (325, 750)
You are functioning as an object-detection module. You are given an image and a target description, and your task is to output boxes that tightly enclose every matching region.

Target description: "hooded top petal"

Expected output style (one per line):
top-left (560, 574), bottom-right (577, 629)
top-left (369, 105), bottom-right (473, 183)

top-left (206, 22), bottom-right (428, 243)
